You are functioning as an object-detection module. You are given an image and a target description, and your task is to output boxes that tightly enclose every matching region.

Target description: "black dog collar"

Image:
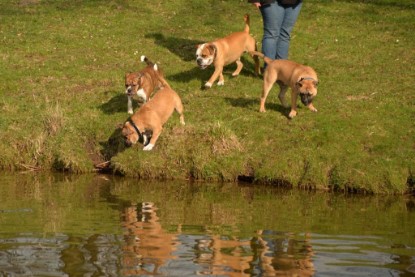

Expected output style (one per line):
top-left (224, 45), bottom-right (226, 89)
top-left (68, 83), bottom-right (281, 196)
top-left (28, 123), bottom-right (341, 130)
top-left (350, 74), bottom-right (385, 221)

top-left (128, 119), bottom-right (151, 146)
top-left (128, 119), bottom-right (142, 137)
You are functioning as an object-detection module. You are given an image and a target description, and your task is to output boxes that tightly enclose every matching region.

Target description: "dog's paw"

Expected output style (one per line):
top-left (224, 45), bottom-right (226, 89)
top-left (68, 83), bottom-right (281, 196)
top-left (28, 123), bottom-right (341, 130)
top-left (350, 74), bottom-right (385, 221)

top-left (217, 80), bottom-right (224, 86)
top-left (288, 110), bottom-right (297, 118)
top-left (128, 110), bottom-right (133, 115)
top-left (143, 143), bottom-right (154, 151)
top-left (204, 82), bottom-right (213, 88)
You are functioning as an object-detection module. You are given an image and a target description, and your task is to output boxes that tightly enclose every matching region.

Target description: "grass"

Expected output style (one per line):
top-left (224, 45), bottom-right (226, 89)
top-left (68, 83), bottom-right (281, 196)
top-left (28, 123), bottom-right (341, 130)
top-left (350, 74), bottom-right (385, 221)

top-left (0, 0), bottom-right (414, 193)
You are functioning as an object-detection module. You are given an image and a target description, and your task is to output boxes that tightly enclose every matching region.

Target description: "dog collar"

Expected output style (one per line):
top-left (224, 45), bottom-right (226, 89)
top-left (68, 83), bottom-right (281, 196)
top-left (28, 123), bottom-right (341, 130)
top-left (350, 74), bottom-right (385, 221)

top-left (128, 119), bottom-right (143, 137)
top-left (299, 77), bottom-right (318, 82)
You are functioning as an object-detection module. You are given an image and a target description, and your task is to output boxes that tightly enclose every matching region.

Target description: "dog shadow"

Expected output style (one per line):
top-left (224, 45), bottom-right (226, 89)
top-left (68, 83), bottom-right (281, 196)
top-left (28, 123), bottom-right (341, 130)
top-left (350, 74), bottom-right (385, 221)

top-left (99, 90), bottom-right (142, 115)
top-left (99, 126), bottom-right (128, 166)
top-left (168, 67), bottom-right (210, 88)
top-left (224, 97), bottom-right (289, 118)
top-left (145, 33), bottom-right (204, 62)
top-left (168, 57), bottom-right (259, 88)
top-left (146, 33), bottom-right (259, 87)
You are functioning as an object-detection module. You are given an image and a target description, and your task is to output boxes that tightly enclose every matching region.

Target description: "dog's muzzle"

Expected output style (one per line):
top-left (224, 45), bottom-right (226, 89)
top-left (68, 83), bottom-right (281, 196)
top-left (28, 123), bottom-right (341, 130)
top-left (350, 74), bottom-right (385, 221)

top-left (300, 93), bottom-right (313, 106)
top-left (197, 58), bottom-right (209, 69)
top-left (126, 86), bottom-right (134, 96)
top-left (124, 138), bottom-right (133, 147)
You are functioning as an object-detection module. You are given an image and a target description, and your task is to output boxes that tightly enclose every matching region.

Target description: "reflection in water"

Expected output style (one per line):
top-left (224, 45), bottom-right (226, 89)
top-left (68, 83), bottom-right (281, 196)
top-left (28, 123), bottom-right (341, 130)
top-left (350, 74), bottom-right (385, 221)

top-left (251, 231), bottom-right (315, 276)
top-left (121, 202), bottom-right (179, 275)
top-left (0, 173), bottom-right (414, 276)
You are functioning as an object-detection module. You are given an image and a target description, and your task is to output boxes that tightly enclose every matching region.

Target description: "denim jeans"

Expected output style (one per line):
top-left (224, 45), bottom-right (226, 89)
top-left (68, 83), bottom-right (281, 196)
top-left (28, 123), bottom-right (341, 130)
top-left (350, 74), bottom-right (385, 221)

top-left (260, 1), bottom-right (302, 60)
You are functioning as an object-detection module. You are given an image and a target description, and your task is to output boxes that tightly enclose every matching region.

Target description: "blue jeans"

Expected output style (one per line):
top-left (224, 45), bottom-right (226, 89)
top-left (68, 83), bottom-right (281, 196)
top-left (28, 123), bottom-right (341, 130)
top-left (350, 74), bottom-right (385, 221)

top-left (260, 1), bottom-right (302, 60)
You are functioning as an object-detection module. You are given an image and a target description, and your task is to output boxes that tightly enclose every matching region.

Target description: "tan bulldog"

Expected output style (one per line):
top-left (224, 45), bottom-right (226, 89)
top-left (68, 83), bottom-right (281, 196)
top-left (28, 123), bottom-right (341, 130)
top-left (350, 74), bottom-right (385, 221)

top-left (121, 85), bottom-right (185, 151)
top-left (251, 51), bottom-right (319, 118)
top-left (196, 14), bottom-right (260, 88)
top-left (125, 55), bottom-right (166, 114)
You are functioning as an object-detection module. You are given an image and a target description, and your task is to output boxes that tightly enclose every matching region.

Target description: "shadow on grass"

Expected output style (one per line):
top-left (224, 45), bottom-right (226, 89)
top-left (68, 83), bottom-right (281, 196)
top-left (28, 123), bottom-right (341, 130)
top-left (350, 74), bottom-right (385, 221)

top-left (98, 126), bottom-right (128, 173)
top-left (167, 56), bottom-right (259, 88)
top-left (146, 32), bottom-right (259, 86)
top-left (99, 90), bottom-right (140, 115)
top-left (224, 96), bottom-right (289, 118)
top-left (145, 33), bottom-right (203, 62)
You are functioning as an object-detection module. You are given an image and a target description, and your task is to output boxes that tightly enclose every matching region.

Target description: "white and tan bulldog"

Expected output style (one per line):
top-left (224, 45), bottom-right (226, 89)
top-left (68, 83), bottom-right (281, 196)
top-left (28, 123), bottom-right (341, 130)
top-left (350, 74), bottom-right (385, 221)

top-left (251, 51), bottom-right (319, 119)
top-left (121, 85), bottom-right (185, 151)
top-left (125, 55), bottom-right (166, 114)
top-left (196, 14), bottom-right (260, 88)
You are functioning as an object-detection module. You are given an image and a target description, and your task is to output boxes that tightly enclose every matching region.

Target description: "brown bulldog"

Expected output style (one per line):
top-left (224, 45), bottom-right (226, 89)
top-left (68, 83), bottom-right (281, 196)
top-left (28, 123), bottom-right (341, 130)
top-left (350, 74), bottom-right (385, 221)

top-left (251, 51), bottom-right (319, 119)
top-left (196, 14), bottom-right (260, 88)
top-left (121, 85), bottom-right (185, 151)
top-left (125, 55), bottom-right (166, 114)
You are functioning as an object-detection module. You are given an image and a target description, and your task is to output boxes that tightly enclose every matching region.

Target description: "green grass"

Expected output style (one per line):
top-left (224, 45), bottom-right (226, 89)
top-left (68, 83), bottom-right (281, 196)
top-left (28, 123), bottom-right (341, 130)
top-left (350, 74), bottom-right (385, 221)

top-left (0, 0), bottom-right (414, 193)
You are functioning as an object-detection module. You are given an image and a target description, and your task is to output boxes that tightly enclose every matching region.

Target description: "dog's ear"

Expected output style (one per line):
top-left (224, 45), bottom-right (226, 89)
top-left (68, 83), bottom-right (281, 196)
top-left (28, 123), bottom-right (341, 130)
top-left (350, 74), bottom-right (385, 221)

top-left (206, 44), bottom-right (217, 55)
top-left (116, 123), bottom-right (124, 129)
top-left (296, 81), bottom-right (303, 88)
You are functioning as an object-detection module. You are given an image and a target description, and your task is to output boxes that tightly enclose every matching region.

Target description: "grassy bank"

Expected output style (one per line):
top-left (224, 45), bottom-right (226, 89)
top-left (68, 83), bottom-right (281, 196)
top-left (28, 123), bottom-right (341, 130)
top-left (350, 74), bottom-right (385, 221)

top-left (0, 0), bottom-right (414, 193)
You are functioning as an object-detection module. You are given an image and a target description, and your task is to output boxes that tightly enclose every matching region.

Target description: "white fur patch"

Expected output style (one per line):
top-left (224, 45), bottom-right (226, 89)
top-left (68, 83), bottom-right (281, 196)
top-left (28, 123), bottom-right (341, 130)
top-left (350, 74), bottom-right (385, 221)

top-left (196, 43), bottom-right (205, 56)
top-left (142, 135), bottom-right (148, 146)
top-left (140, 55), bottom-right (146, 62)
top-left (153, 64), bottom-right (158, 71)
top-left (127, 96), bottom-right (133, 114)
top-left (136, 88), bottom-right (147, 101)
top-left (125, 86), bottom-right (131, 94)
top-left (143, 143), bottom-right (154, 151)
top-left (217, 80), bottom-right (224, 86)
top-left (205, 82), bottom-right (212, 88)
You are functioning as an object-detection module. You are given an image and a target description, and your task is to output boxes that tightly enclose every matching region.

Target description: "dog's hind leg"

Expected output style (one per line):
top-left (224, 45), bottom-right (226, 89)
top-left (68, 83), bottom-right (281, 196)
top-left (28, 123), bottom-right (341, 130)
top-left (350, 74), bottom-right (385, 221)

top-left (175, 99), bottom-right (186, 126)
top-left (232, 59), bottom-right (243, 77)
top-left (260, 81), bottom-right (274, 112)
top-left (260, 72), bottom-right (277, 112)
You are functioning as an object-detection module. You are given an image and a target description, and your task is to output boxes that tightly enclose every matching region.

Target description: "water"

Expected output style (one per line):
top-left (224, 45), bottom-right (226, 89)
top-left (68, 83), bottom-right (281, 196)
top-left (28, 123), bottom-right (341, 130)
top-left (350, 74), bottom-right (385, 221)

top-left (0, 172), bottom-right (414, 276)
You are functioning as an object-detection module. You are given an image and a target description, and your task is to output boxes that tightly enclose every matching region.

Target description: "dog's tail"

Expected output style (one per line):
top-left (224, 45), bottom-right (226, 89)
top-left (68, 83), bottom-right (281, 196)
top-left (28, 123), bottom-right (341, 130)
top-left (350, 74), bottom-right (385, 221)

top-left (152, 63), bottom-right (171, 89)
top-left (243, 14), bottom-right (250, 33)
top-left (249, 51), bottom-right (273, 65)
top-left (140, 55), bottom-right (154, 66)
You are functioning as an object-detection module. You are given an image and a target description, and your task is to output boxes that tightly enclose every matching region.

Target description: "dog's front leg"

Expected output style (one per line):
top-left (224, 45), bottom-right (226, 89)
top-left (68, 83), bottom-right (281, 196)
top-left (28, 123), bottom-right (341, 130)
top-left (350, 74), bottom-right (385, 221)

top-left (289, 90), bottom-right (298, 118)
top-left (307, 102), bottom-right (318, 112)
top-left (143, 126), bottom-right (162, 151)
top-left (127, 96), bottom-right (133, 114)
top-left (205, 66), bottom-right (223, 88)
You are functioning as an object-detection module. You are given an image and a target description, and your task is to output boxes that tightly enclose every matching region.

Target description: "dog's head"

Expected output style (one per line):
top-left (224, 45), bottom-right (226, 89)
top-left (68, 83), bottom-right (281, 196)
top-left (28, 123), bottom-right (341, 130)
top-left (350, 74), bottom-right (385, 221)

top-left (196, 43), bottom-right (216, 69)
top-left (296, 77), bottom-right (318, 106)
top-left (125, 72), bottom-right (146, 100)
top-left (121, 121), bottom-right (151, 147)
top-left (121, 121), bottom-right (139, 147)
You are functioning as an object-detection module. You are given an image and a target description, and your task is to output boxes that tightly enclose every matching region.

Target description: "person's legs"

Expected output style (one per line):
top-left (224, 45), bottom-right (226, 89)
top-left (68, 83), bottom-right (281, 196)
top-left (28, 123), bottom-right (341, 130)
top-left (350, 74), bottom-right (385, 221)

top-left (275, 1), bottom-right (302, 59)
top-left (260, 2), bottom-right (284, 60)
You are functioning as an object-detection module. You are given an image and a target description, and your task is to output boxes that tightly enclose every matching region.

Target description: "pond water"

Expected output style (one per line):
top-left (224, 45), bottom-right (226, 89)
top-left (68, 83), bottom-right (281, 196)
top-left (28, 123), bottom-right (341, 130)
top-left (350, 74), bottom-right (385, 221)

top-left (0, 172), bottom-right (414, 276)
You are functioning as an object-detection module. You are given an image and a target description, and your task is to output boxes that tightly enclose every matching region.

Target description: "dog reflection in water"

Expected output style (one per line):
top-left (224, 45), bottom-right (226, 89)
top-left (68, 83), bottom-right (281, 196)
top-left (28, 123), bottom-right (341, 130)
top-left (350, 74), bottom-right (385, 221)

top-left (253, 230), bottom-right (315, 276)
top-left (194, 231), bottom-right (315, 276)
top-left (121, 202), bottom-right (180, 276)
